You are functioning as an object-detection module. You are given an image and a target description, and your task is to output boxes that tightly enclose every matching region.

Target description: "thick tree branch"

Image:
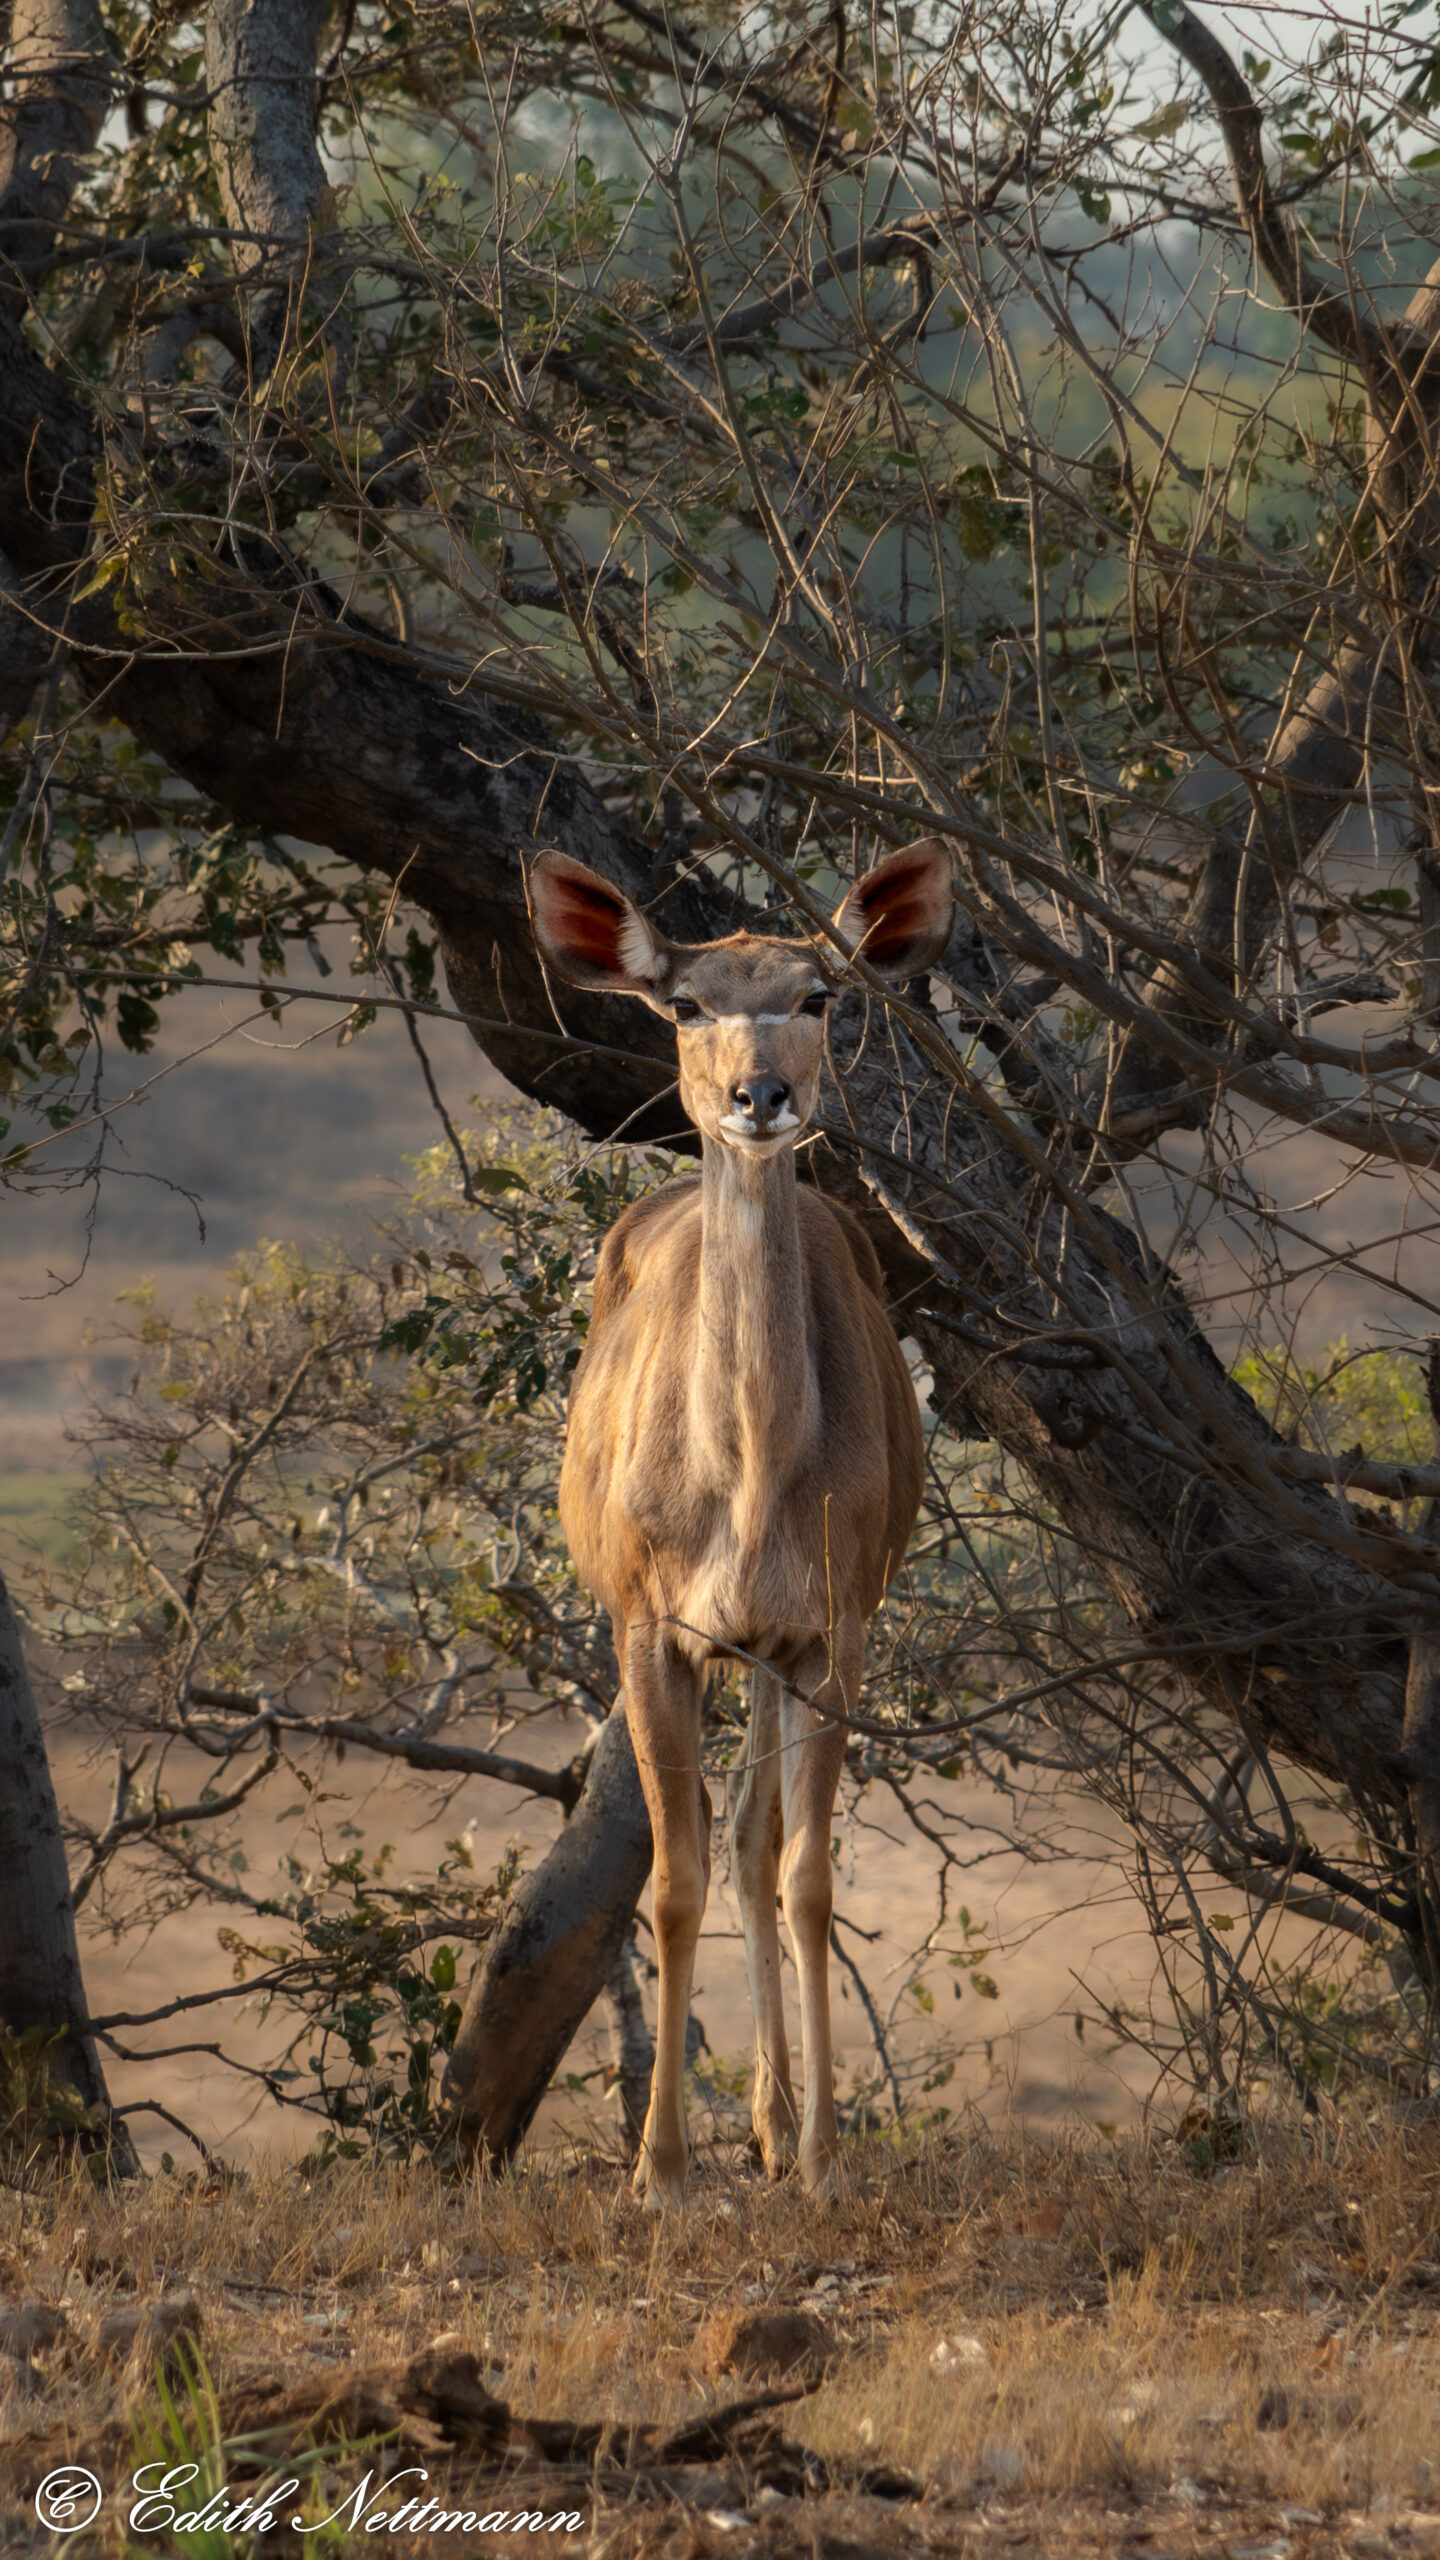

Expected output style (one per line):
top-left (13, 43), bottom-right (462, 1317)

top-left (0, 0), bottom-right (112, 300)
top-left (204, 0), bottom-right (335, 373)
top-left (1137, 1), bottom-right (1384, 375)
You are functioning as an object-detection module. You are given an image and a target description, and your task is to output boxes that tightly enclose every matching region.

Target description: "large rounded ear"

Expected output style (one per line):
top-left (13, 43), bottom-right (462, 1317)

top-left (831, 839), bottom-right (955, 977)
top-left (529, 851), bottom-right (675, 996)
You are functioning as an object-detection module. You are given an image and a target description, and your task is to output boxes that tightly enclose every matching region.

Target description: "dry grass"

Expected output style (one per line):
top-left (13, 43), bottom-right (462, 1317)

top-left (1, 2116), bottom-right (1438, 2553)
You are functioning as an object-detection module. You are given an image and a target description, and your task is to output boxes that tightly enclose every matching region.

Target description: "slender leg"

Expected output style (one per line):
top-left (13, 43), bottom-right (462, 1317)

top-left (779, 1624), bottom-right (861, 2194)
top-left (727, 1666), bottom-right (799, 2175)
top-left (623, 1622), bottom-right (710, 2208)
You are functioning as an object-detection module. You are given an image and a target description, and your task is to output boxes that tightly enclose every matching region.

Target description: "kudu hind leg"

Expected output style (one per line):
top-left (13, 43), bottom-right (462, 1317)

top-left (779, 1631), bottom-right (858, 2195)
top-left (625, 1629), bottom-right (710, 2207)
top-left (727, 1667), bottom-right (799, 2176)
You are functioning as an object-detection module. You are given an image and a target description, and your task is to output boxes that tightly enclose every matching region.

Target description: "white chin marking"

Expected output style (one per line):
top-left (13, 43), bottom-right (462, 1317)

top-left (717, 1119), bottom-right (798, 1153)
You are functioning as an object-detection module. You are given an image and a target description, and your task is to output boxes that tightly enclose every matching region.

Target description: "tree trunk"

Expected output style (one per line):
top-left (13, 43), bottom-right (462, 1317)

top-left (601, 1925), bottom-right (655, 2162)
top-left (442, 1704), bottom-right (653, 2162)
top-left (0, 1570), bottom-right (137, 2170)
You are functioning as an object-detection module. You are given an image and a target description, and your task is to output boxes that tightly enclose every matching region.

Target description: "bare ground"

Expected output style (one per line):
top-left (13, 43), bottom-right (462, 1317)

top-left (0, 2119), bottom-right (1438, 2556)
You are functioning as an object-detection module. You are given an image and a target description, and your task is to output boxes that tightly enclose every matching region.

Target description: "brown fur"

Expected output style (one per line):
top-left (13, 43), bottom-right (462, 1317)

top-left (563, 1177), bottom-right (920, 1659)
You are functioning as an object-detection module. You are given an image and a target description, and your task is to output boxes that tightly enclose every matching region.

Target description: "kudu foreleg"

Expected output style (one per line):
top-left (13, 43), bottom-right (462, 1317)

top-left (624, 1627), bottom-right (710, 2207)
top-left (779, 1628), bottom-right (859, 2194)
top-left (728, 1666), bottom-right (800, 2175)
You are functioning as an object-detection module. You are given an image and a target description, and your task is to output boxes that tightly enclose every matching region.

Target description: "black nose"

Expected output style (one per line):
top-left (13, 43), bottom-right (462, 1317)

top-left (731, 1075), bottom-right (790, 1128)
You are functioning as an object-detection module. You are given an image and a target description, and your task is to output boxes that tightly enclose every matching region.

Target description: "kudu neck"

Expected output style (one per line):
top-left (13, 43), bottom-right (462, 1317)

top-left (694, 1136), bottom-right (818, 1468)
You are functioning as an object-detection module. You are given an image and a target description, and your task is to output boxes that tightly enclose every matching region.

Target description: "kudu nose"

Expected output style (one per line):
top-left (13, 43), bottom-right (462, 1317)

top-left (731, 1074), bottom-right (790, 1128)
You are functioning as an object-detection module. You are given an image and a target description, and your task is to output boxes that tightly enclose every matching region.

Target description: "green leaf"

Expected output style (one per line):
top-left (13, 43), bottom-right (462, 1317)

top-left (430, 1944), bottom-right (457, 1992)
top-left (72, 553), bottom-right (126, 602)
top-left (1133, 97), bottom-right (1186, 139)
top-left (742, 385), bottom-right (808, 428)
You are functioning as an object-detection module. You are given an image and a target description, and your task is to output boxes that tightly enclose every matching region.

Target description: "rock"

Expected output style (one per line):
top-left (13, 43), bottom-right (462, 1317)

top-left (980, 2443), bottom-right (1024, 2488)
top-left (1107, 2378), bottom-right (1159, 2431)
top-left (94, 2291), bottom-right (202, 2381)
top-left (0, 2304), bottom-right (68, 2361)
top-left (698, 2309), bottom-right (836, 2384)
top-left (930, 2333), bottom-right (988, 2374)
top-left (1011, 2201), bottom-right (1068, 2239)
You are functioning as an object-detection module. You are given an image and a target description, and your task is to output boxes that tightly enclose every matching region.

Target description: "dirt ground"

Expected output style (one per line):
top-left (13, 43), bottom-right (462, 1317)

top-left (0, 2118), bottom-right (1437, 2556)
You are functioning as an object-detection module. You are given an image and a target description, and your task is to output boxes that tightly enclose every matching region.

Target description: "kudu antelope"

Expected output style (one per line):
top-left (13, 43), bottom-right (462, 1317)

top-left (529, 840), bottom-right (954, 2204)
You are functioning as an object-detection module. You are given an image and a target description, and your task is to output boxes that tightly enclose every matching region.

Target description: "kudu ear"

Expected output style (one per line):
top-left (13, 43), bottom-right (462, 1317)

top-left (529, 851), bottom-right (674, 996)
top-left (831, 839), bottom-right (955, 977)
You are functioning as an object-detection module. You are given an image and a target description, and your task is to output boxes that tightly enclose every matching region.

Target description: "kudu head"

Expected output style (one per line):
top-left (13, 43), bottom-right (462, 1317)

top-left (530, 841), bottom-right (955, 1157)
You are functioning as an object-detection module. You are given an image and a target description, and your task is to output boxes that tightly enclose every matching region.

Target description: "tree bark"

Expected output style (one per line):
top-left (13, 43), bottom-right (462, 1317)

top-left (601, 1925), bottom-right (655, 2162)
top-left (0, 0), bottom-right (111, 301)
top-left (204, 0), bottom-right (335, 372)
top-left (0, 1570), bottom-right (137, 2169)
top-left (441, 1704), bottom-right (654, 2162)
top-left (205, 0), bottom-right (329, 259)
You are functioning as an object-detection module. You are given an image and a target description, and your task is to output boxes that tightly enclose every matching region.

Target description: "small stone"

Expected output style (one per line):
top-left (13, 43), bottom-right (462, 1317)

top-left (698, 2308), bottom-right (835, 2384)
top-left (931, 2333), bottom-right (988, 2373)
top-left (1013, 2201), bottom-right (1067, 2239)
top-left (95, 2292), bottom-right (202, 2381)
top-left (0, 2303), bottom-right (68, 2361)
top-left (1107, 2378), bottom-right (1159, 2432)
top-left (1256, 2385), bottom-right (1292, 2432)
top-left (980, 2443), bottom-right (1023, 2488)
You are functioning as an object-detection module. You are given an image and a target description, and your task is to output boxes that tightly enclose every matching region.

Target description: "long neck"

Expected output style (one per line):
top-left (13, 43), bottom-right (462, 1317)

top-left (692, 1138), bottom-right (819, 1487)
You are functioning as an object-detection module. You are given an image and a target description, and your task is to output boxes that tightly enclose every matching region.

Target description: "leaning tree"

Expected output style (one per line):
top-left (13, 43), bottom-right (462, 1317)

top-left (6, 0), bottom-right (1440, 2149)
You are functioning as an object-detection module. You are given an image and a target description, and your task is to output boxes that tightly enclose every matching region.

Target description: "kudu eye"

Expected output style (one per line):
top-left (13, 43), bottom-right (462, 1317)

top-left (672, 997), bottom-right (703, 1023)
top-left (800, 990), bottom-right (832, 1017)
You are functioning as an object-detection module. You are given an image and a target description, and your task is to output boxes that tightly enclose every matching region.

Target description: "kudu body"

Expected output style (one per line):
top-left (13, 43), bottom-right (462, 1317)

top-left (529, 842), bottom-right (955, 2203)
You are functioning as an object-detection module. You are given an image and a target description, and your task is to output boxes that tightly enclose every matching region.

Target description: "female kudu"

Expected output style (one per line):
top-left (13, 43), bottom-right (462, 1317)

top-left (529, 841), bottom-right (954, 2205)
